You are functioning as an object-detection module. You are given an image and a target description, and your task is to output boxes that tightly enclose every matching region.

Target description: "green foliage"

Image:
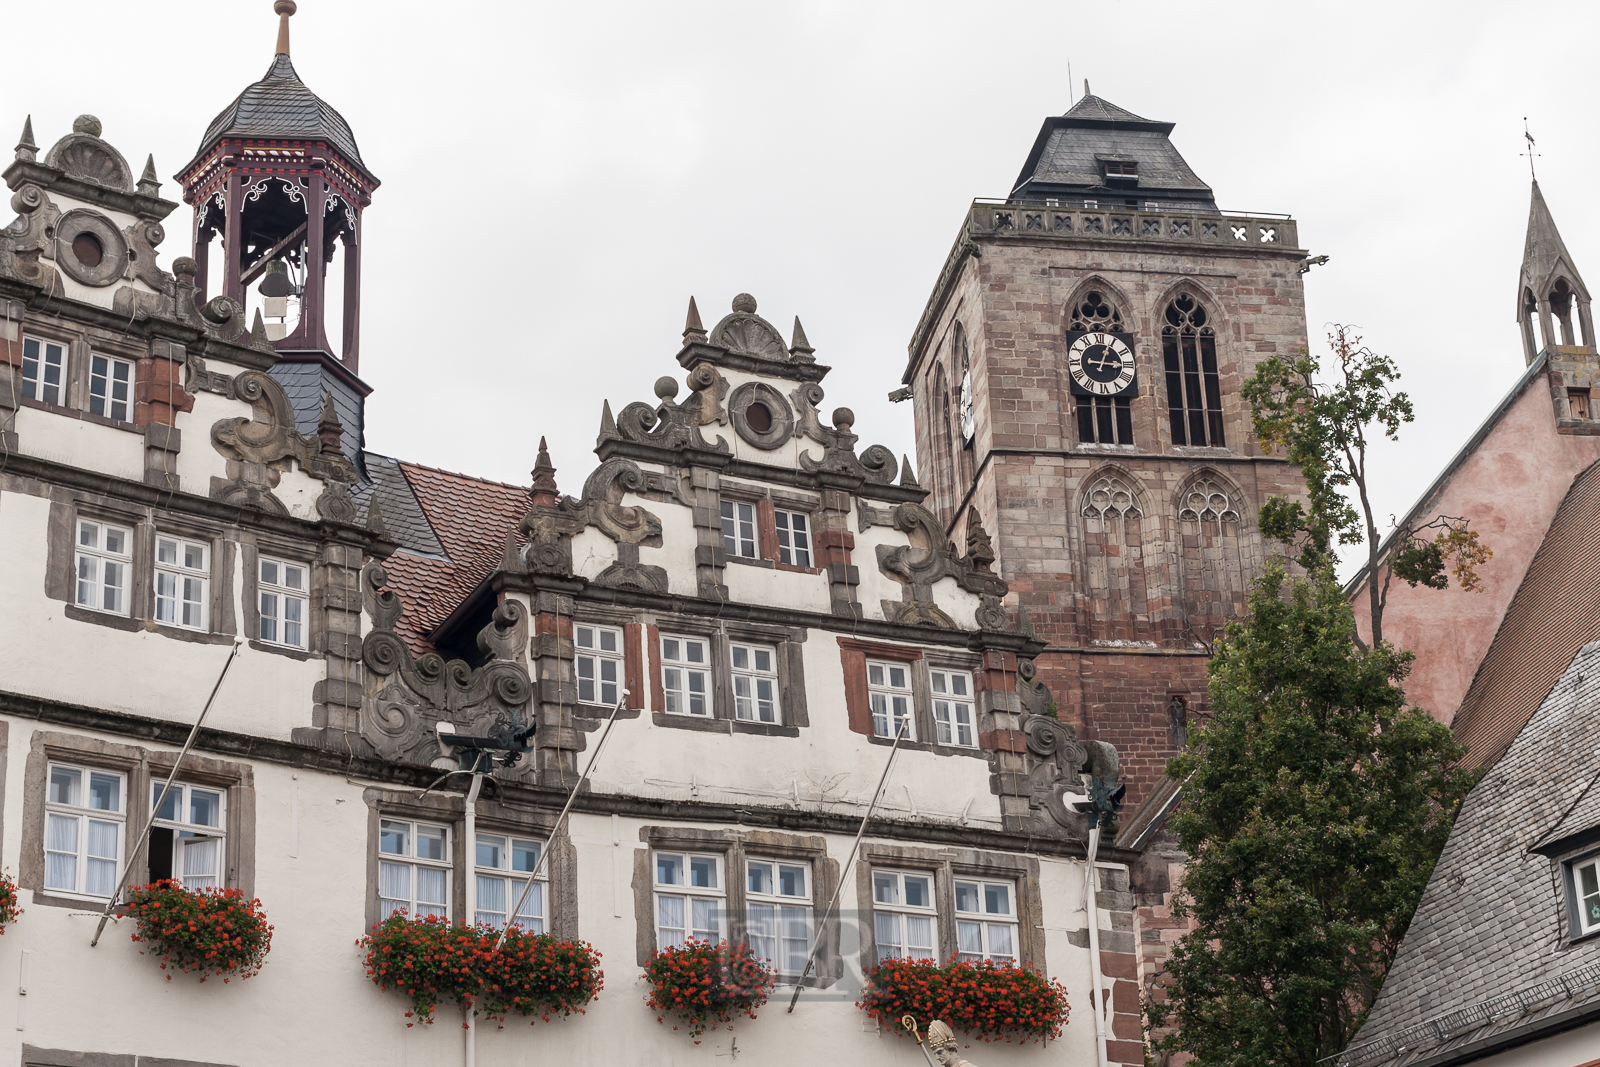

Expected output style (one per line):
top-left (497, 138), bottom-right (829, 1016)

top-left (1146, 567), bottom-right (1478, 1067)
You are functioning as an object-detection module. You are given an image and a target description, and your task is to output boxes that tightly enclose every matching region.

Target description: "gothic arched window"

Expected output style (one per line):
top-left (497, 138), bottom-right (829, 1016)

top-left (1070, 290), bottom-right (1133, 446)
top-left (1161, 293), bottom-right (1225, 447)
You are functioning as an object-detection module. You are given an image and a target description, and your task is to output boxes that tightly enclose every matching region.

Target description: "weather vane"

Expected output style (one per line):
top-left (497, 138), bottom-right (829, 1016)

top-left (1522, 117), bottom-right (1540, 180)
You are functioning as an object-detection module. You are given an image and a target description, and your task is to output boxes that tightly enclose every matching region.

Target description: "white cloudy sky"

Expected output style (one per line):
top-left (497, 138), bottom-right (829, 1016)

top-left (13, 1), bottom-right (1600, 570)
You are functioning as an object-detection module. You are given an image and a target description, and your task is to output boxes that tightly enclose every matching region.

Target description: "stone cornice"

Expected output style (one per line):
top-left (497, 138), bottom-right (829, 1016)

top-left (3, 160), bottom-right (179, 222)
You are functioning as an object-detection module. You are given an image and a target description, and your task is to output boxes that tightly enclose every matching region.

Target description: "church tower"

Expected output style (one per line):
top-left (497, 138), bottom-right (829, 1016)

top-left (904, 92), bottom-right (1311, 803)
top-left (175, 1), bottom-right (377, 464)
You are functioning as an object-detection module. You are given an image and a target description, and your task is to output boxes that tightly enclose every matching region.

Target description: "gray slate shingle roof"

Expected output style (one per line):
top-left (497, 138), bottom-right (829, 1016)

top-left (1347, 641), bottom-right (1600, 1067)
top-left (1010, 94), bottom-right (1214, 206)
top-left (190, 54), bottom-right (368, 174)
top-left (357, 453), bottom-right (447, 560)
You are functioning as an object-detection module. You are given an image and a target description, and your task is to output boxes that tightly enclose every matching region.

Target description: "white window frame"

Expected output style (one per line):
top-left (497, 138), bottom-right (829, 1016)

top-left (258, 556), bottom-right (309, 648)
top-left (474, 832), bottom-right (546, 933)
top-left (867, 659), bottom-right (914, 740)
top-left (720, 500), bottom-right (757, 558)
top-left (1574, 854), bottom-right (1600, 936)
top-left (378, 818), bottom-right (451, 921)
top-left (954, 877), bottom-right (1019, 962)
top-left (75, 519), bottom-right (132, 617)
top-left (731, 642), bottom-right (780, 723)
top-left (654, 851), bottom-right (724, 949)
top-left (745, 857), bottom-right (812, 977)
top-left (660, 633), bottom-right (711, 716)
top-left (871, 868), bottom-right (937, 963)
top-left (88, 352), bottom-right (135, 422)
top-left (155, 535), bottom-right (210, 631)
top-left (575, 623), bottom-right (624, 707)
top-left (149, 781), bottom-right (226, 892)
top-left (930, 669), bottom-right (977, 748)
top-left (43, 762), bottom-right (126, 900)
top-left (774, 509), bottom-right (812, 567)
top-left (21, 335), bottom-right (67, 405)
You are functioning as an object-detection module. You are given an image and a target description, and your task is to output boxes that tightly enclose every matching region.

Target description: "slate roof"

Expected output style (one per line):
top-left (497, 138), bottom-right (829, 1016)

top-left (1450, 457), bottom-right (1600, 768)
top-left (367, 460), bottom-right (528, 656)
top-left (186, 54), bottom-right (370, 177)
top-left (269, 361), bottom-right (364, 466)
top-left (1010, 94), bottom-right (1214, 207)
top-left (1341, 642), bottom-right (1600, 1067)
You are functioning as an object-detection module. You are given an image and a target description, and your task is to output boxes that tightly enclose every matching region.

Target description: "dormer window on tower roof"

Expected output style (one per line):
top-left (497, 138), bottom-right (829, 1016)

top-left (1100, 157), bottom-right (1138, 184)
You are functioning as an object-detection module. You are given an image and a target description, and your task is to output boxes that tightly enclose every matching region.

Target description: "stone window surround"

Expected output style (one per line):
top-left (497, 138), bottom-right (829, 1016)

top-left (361, 786), bottom-right (578, 939)
top-left (566, 604), bottom-right (647, 720)
top-left (630, 825), bottom-right (843, 986)
top-left (718, 479), bottom-right (824, 576)
top-left (17, 327), bottom-right (147, 423)
top-left (23, 1046), bottom-right (235, 1067)
top-left (19, 729), bottom-right (256, 912)
top-left (853, 842), bottom-right (1044, 972)
top-left (239, 532), bottom-right (326, 661)
top-left (645, 613), bottom-right (809, 737)
top-left (46, 496), bottom-right (238, 646)
top-left (837, 637), bottom-right (985, 759)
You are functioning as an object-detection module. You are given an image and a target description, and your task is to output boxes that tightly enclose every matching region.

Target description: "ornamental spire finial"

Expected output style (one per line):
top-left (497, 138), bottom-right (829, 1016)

top-left (274, 1), bottom-right (297, 57)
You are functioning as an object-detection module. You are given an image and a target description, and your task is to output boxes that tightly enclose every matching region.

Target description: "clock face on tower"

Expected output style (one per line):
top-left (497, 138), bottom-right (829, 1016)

top-left (959, 361), bottom-right (975, 443)
top-left (1067, 331), bottom-right (1137, 397)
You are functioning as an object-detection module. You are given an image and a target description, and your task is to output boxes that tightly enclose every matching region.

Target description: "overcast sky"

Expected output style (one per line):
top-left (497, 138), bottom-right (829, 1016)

top-left (13, 1), bottom-right (1600, 572)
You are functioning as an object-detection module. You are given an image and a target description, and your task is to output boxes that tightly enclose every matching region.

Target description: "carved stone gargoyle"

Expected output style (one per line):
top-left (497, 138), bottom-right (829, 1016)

top-left (359, 563), bottom-right (535, 766)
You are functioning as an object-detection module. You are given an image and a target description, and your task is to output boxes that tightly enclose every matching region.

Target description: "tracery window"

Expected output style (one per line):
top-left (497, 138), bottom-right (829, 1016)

top-left (1080, 473), bottom-right (1142, 524)
top-left (1070, 290), bottom-right (1133, 445)
top-left (1178, 478), bottom-right (1240, 525)
top-left (1161, 294), bottom-right (1225, 447)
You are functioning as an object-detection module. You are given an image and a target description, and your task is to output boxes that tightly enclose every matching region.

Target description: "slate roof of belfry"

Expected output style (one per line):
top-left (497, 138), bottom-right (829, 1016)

top-left (187, 54), bottom-right (368, 174)
top-left (1338, 641), bottom-right (1600, 1067)
top-left (357, 455), bottom-right (528, 656)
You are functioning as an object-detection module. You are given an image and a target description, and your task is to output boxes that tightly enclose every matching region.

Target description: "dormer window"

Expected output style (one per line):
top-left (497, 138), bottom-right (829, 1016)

top-left (1101, 159), bottom-right (1138, 184)
top-left (1570, 853), bottom-right (1600, 937)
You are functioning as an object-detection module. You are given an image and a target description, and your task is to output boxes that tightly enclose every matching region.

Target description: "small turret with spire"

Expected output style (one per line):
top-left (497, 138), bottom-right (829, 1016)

top-left (1517, 179), bottom-right (1594, 363)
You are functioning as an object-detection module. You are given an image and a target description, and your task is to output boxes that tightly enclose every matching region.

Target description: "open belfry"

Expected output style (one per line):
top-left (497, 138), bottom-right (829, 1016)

top-left (904, 91), bottom-right (1311, 810)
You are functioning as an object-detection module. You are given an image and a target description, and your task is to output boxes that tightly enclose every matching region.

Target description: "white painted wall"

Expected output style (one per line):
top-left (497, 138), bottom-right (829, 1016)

top-left (14, 405), bottom-right (144, 482)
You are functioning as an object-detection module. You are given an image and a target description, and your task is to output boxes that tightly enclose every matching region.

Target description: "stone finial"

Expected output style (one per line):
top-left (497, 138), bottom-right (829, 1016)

top-left (529, 435), bottom-right (559, 506)
top-left (1016, 602), bottom-right (1037, 639)
top-left (831, 407), bottom-right (854, 433)
top-left (789, 316), bottom-right (815, 362)
top-left (275, 0), bottom-right (297, 56)
top-left (72, 115), bottom-right (103, 138)
top-left (172, 256), bottom-right (198, 283)
top-left (365, 495), bottom-right (388, 538)
top-left (965, 506), bottom-right (996, 571)
top-left (731, 293), bottom-right (757, 314)
top-left (899, 454), bottom-right (919, 488)
top-left (136, 154), bottom-right (160, 198)
top-left (14, 115), bottom-right (36, 163)
top-left (249, 307), bottom-right (272, 349)
top-left (317, 391), bottom-right (344, 454)
top-left (597, 399), bottom-right (620, 444)
top-left (683, 295), bottom-right (707, 344)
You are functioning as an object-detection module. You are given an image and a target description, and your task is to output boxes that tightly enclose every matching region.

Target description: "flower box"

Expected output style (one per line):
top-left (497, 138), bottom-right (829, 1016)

top-left (643, 940), bottom-right (775, 1041)
top-left (122, 880), bottom-right (272, 982)
top-left (858, 958), bottom-right (1070, 1044)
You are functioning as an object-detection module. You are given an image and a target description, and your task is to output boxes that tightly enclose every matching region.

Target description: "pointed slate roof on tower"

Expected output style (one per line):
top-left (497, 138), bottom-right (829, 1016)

top-left (183, 53), bottom-right (369, 177)
top-left (1010, 93), bottom-right (1214, 209)
top-left (1519, 179), bottom-right (1589, 302)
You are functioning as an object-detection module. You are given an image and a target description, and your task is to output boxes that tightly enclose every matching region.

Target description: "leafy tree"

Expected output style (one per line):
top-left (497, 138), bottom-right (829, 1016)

top-left (1243, 325), bottom-right (1490, 646)
top-left (1145, 566), bottom-right (1477, 1067)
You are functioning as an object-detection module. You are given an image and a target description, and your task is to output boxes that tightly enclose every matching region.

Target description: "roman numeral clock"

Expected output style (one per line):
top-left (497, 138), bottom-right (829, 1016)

top-left (1066, 330), bottom-right (1137, 397)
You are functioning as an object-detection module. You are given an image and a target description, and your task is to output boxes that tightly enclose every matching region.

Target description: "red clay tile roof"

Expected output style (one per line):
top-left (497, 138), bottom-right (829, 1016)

top-left (379, 462), bottom-right (529, 656)
top-left (1453, 457), bottom-right (1600, 768)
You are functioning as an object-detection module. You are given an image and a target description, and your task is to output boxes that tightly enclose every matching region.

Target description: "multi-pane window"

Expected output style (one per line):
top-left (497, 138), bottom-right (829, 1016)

top-left (21, 336), bottom-right (66, 404)
top-left (931, 669), bottom-right (976, 747)
top-left (378, 819), bottom-right (450, 921)
top-left (1575, 855), bottom-right (1600, 936)
top-left (746, 858), bottom-right (811, 976)
top-left (44, 763), bottom-right (125, 899)
top-left (954, 879), bottom-right (1018, 962)
top-left (75, 519), bottom-right (131, 616)
top-left (475, 833), bottom-right (545, 933)
top-left (576, 624), bottom-right (623, 707)
top-left (867, 660), bottom-right (914, 739)
top-left (660, 634), bottom-right (710, 716)
top-left (1162, 294), bottom-right (1225, 447)
top-left (89, 353), bottom-right (134, 421)
top-left (258, 557), bottom-right (308, 648)
top-left (721, 500), bottom-right (757, 558)
top-left (774, 510), bottom-right (812, 567)
top-left (731, 643), bottom-right (779, 723)
top-left (149, 781), bottom-right (225, 891)
top-left (872, 869), bottom-right (936, 962)
top-left (155, 536), bottom-right (209, 631)
top-left (654, 852), bottom-right (723, 949)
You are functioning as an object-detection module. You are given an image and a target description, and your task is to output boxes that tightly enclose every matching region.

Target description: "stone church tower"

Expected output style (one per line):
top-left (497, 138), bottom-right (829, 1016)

top-left (904, 93), bottom-right (1311, 804)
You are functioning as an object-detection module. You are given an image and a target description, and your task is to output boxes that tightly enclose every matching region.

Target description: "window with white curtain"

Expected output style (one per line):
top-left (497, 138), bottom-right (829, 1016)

top-left (954, 878), bottom-right (1018, 962)
top-left (148, 781), bottom-right (225, 891)
top-left (867, 660), bottom-right (914, 739)
top-left (872, 869), bottom-right (937, 962)
top-left (258, 557), bottom-right (308, 648)
top-left (746, 858), bottom-right (811, 976)
top-left (155, 536), bottom-right (209, 631)
top-left (44, 763), bottom-right (125, 899)
top-left (731, 643), bottom-right (779, 723)
top-left (75, 519), bottom-right (131, 616)
top-left (720, 500), bottom-right (757, 558)
top-left (660, 634), bottom-right (710, 716)
top-left (576, 623), bottom-right (624, 707)
top-left (475, 833), bottom-right (545, 933)
top-left (378, 819), bottom-right (450, 921)
top-left (654, 851), bottom-right (723, 949)
top-left (930, 669), bottom-right (977, 747)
